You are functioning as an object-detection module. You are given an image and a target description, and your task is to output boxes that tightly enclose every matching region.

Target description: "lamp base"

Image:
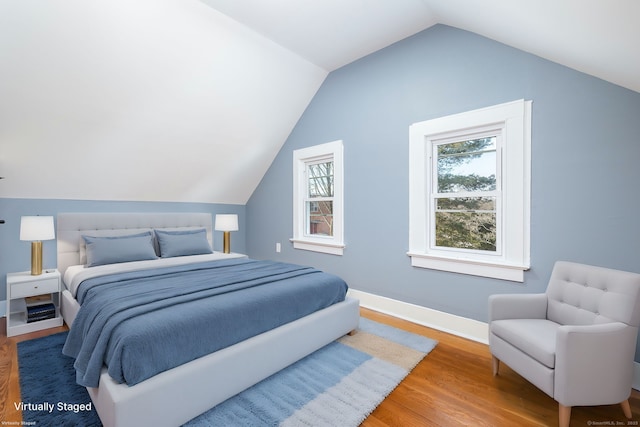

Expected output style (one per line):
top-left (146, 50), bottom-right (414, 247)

top-left (223, 231), bottom-right (231, 254)
top-left (31, 241), bottom-right (43, 275)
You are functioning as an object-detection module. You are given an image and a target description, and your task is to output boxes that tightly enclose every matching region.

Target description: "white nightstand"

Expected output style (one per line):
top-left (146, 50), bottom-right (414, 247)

top-left (6, 269), bottom-right (63, 337)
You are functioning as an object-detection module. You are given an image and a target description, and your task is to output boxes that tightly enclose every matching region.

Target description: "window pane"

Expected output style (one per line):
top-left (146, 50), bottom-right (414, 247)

top-left (308, 162), bottom-right (334, 198)
top-left (306, 201), bottom-right (333, 236)
top-left (435, 196), bottom-right (496, 251)
top-left (437, 137), bottom-right (496, 193)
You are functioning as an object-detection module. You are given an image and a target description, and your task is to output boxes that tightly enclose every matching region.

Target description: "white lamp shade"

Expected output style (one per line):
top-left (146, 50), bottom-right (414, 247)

top-left (20, 216), bottom-right (55, 241)
top-left (214, 214), bottom-right (238, 232)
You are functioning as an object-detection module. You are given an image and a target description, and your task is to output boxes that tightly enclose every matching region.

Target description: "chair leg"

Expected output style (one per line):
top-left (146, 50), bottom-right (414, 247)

top-left (492, 355), bottom-right (500, 376)
top-left (558, 404), bottom-right (571, 427)
top-left (621, 399), bottom-right (632, 419)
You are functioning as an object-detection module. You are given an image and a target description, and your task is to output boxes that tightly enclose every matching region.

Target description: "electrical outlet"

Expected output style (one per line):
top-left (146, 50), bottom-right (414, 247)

top-left (276, 242), bottom-right (281, 253)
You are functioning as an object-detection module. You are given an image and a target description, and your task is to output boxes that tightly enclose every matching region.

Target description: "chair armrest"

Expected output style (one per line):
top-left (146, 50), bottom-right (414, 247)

top-left (555, 322), bottom-right (637, 406)
top-left (488, 293), bottom-right (547, 321)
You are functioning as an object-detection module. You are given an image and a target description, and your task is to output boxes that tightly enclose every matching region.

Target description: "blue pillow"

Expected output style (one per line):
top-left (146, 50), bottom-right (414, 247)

top-left (154, 229), bottom-right (213, 258)
top-left (83, 232), bottom-right (158, 267)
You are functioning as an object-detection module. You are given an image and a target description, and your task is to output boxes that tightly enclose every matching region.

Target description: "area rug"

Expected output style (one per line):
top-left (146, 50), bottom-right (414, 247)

top-left (17, 331), bottom-right (100, 426)
top-left (17, 318), bottom-right (436, 426)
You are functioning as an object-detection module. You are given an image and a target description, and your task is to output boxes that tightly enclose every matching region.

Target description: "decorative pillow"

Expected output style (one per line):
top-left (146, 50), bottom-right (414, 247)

top-left (83, 232), bottom-right (157, 267)
top-left (154, 228), bottom-right (213, 258)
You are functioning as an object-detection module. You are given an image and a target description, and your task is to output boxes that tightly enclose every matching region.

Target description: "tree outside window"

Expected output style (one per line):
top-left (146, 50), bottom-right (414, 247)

top-left (433, 136), bottom-right (498, 252)
top-left (306, 161), bottom-right (334, 237)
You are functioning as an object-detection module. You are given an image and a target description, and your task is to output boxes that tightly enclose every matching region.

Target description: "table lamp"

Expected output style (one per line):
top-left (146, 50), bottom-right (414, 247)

top-left (215, 214), bottom-right (238, 254)
top-left (20, 216), bottom-right (55, 275)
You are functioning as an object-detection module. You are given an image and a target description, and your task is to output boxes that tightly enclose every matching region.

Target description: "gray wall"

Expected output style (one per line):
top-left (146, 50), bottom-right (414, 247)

top-left (0, 198), bottom-right (246, 302)
top-left (246, 25), bottom-right (640, 360)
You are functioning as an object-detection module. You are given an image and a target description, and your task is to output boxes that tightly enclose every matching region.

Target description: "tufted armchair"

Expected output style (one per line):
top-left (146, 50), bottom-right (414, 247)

top-left (489, 261), bottom-right (640, 427)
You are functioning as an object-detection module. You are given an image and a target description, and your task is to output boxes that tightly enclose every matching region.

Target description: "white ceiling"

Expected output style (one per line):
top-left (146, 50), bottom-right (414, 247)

top-left (1, 0), bottom-right (638, 205)
top-left (202, 0), bottom-right (640, 93)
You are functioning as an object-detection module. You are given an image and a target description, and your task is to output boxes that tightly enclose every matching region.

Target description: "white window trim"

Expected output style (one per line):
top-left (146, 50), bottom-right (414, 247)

top-left (408, 100), bottom-right (531, 282)
top-left (291, 140), bottom-right (344, 255)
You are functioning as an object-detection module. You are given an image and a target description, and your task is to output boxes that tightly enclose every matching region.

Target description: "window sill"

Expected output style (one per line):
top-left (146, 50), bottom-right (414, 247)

top-left (290, 239), bottom-right (344, 256)
top-left (407, 252), bottom-right (528, 282)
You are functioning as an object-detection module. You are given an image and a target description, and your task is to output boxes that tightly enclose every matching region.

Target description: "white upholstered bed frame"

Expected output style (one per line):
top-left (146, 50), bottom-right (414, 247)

top-left (57, 212), bottom-right (360, 427)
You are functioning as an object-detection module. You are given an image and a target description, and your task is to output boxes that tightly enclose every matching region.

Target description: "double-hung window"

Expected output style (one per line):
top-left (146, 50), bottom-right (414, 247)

top-left (292, 140), bottom-right (344, 255)
top-left (409, 100), bottom-right (531, 281)
top-left (433, 131), bottom-right (500, 252)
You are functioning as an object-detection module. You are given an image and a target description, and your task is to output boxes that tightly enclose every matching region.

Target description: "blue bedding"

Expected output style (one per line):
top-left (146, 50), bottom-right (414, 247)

top-left (62, 258), bottom-right (348, 388)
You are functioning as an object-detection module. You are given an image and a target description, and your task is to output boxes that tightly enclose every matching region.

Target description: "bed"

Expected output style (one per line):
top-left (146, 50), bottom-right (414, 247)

top-left (56, 212), bottom-right (360, 427)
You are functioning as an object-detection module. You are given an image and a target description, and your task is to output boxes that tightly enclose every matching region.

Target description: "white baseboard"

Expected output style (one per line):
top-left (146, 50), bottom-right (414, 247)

top-left (347, 288), bottom-right (640, 391)
top-left (347, 288), bottom-right (489, 344)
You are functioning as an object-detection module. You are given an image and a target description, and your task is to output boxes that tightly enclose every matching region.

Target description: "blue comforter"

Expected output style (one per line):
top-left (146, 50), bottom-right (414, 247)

top-left (62, 258), bottom-right (348, 388)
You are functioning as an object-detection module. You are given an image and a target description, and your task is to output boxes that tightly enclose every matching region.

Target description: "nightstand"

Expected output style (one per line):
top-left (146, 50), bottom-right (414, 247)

top-left (6, 269), bottom-right (63, 337)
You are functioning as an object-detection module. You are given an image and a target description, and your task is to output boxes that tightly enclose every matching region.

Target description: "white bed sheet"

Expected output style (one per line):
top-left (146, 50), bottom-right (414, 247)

top-left (63, 252), bottom-right (246, 297)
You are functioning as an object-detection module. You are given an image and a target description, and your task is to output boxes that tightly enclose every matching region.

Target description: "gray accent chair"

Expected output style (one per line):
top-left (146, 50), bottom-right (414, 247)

top-left (489, 261), bottom-right (640, 427)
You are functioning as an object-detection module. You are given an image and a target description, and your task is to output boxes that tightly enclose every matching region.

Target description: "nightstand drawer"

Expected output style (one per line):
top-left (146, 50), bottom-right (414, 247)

top-left (11, 277), bottom-right (58, 298)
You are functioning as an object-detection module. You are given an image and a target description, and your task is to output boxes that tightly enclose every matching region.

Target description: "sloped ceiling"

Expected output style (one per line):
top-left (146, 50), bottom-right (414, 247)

top-left (0, 0), bottom-right (326, 205)
top-left (1, 0), bottom-right (638, 205)
top-left (203, 0), bottom-right (640, 93)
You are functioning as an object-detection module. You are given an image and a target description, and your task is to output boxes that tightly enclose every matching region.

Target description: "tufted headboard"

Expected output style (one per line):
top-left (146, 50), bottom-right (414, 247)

top-left (56, 212), bottom-right (213, 276)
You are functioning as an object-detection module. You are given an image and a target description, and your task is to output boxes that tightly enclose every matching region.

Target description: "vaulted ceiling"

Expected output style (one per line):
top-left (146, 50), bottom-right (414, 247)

top-left (202, 0), bottom-right (640, 93)
top-left (1, 0), bottom-right (637, 205)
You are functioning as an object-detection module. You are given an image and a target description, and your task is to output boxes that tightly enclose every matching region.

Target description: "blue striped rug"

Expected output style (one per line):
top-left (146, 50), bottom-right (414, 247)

top-left (17, 318), bottom-right (436, 426)
top-left (185, 318), bottom-right (437, 426)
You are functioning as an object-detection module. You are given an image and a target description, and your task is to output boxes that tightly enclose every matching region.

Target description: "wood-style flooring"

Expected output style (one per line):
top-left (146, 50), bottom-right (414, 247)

top-left (0, 309), bottom-right (638, 426)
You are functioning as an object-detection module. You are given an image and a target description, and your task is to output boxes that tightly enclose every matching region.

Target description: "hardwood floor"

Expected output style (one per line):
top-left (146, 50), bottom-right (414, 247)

top-left (360, 308), bottom-right (640, 427)
top-left (0, 310), bottom-right (638, 426)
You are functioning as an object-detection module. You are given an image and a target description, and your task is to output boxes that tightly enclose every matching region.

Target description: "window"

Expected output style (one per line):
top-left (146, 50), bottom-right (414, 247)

top-left (292, 140), bottom-right (344, 255)
top-left (434, 133), bottom-right (499, 252)
top-left (408, 100), bottom-right (531, 281)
